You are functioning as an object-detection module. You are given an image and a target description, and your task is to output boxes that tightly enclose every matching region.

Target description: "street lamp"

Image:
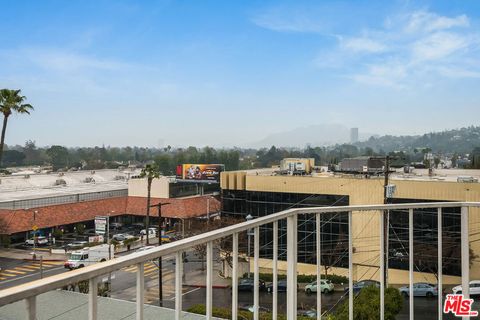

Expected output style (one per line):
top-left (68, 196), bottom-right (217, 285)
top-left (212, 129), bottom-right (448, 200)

top-left (246, 214), bottom-right (253, 278)
top-left (150, 202), bottom-right (170, 307)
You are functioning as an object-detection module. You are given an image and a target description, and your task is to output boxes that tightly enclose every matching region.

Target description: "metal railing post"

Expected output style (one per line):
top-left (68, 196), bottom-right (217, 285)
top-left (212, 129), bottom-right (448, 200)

top-left (438, 208), bottom-right (443, 320)
top-left (232, 233), bottom-right (239, 320)
top-left (136, 263), bottom-right (144, 320)
top-left (379, 210), bottom-right (385, 320)
top-left (254, 227), bottom-right (260, 320)
top-left (273, 221), bottom-right (278, 319)
top-left (206, 241), bottom-right (213, 320)
top-left (316, 213), bottom-right (322, 320)
top-left (348, 211), bottom-right (353, 320)
top-left (461, 206), bottom-right (470, 302)
top-left (26, 296), bottom-right (36, 320)
top-left (88, 277), bottom-right (98, 320)
top-left (175, 251), bottom-right (183, 320)
top-left (287, 215), bottom-right (298, 320)
top-left (409, 208), bottom-right (414, 320)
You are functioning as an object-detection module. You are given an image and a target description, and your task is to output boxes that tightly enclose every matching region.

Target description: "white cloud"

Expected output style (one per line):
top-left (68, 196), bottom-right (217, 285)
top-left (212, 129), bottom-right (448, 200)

top-left (405, 10), bottom-right (469, 33)
top-left (335, 10), bottom-right (478, 88)
top-left (412, 32), bottom-right (470, 61)
top-left (24, 48), bottom-right (126, 72)
top-left (341, 37), bottom-right (387, 53)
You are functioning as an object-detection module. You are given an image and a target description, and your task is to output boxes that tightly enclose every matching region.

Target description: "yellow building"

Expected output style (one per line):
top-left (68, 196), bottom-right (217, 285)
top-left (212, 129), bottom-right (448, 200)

top-left (221, 168), bottom-right (480, 285)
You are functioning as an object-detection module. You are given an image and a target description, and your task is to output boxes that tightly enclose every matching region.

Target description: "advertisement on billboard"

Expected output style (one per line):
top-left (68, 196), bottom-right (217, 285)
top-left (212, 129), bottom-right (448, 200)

top-left (178, 164), bottom-right (224, 181)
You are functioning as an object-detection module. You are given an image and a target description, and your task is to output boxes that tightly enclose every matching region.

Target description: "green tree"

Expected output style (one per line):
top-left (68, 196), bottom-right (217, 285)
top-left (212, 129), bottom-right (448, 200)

top-left (0, 89), bottom-right (34, 167)
top-left (46, 145), bottom-right (70, 170)
top-left (139, 163), bottom-right (160, 245)
top-left (2, 150), bottom-right (26, 166)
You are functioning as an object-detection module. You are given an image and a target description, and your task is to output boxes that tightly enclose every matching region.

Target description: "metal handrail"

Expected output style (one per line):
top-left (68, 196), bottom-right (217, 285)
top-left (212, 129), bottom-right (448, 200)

top-left (1, 202), bottom-right (479, 318)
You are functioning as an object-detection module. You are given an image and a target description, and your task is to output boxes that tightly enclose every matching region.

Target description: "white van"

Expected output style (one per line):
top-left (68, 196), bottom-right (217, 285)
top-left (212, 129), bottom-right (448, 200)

top-left (64, 244), bottom-right (112, 269)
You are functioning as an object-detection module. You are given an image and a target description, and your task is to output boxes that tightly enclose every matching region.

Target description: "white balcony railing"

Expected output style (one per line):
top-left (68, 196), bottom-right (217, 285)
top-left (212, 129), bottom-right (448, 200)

top-left (1, 202), bottom-right (479, 320)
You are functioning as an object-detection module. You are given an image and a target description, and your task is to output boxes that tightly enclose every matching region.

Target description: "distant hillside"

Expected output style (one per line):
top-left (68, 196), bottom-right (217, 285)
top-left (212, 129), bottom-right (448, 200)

top-left (355, 126), bottom-right (480, 153)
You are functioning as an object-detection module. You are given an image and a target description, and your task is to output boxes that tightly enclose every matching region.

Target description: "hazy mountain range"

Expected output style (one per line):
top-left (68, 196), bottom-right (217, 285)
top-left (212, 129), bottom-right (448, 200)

top-left (251, 124), bottom-right (376, 148)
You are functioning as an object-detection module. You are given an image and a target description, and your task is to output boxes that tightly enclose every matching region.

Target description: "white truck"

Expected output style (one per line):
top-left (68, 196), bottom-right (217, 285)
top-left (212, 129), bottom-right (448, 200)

top-left (64, 244), bottom-right (112, 270)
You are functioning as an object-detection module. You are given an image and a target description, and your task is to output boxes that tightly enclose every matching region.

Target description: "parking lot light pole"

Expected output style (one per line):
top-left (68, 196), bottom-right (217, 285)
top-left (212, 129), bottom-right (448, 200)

top-left (150, 202), bottom-right (170, 307)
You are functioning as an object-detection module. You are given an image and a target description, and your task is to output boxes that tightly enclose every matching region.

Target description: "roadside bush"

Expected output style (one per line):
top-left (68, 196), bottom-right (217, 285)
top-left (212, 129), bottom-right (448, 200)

top-left (241, 272), bottom-right (348, 284)
top-left (186, 304), bottom-right (311, 320)
top-left (52, 228), bottom-right (63, 239)
top-left (75, 223), bottom-right (85, 235)
top-left (332, 286), bottom-right (403, 320)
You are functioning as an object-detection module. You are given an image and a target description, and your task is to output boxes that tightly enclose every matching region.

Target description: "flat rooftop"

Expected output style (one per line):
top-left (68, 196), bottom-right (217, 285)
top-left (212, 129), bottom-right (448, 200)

top-left (241, 167), bottom-right (480, 183)
top-left (0, 169), bottom-right (140, 202)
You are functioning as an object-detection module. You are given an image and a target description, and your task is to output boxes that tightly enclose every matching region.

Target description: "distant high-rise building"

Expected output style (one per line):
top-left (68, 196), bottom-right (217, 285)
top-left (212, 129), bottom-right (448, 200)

top-left (350, 128), bottom-right (359, 143)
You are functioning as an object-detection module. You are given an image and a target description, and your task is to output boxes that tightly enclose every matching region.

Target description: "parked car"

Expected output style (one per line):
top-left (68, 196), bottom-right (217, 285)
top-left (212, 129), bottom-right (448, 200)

top-left (135, 245), bottom-right (156, 253)
top-left (25, 236), bottom-right (48, 246)
top-left (66, 241), bottom-right (88, 249)
top-left (266, 280), bottom-right (299, 293)
top-left (344, 280), bottom-right (380, 295)
top-left (298, 310), bottom-right (317, 318)
top-left (112, 233), bottom-right (135, 241)
top-left (140, 228), bottom-right (157, 236)
top-left (109, 222), bottom-right (123, 229)
top-left (305, 279), bottom-right (334, 294)
top-left (237, 278), bottom-right (266, 292)
top-left (399, 283), bottom-right (438, 297)
top-left (452, 280), bottom-right (480, 295)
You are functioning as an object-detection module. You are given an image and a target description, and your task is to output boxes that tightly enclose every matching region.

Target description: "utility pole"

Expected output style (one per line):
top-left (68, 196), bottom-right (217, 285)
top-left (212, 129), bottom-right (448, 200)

top-left (150, 202), bottom-right (170, 307)
top-left (383, 156), bottom-right (390, 288)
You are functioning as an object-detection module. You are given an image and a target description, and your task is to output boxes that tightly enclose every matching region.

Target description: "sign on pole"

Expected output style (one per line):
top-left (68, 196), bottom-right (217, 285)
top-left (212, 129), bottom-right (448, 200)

top-left (95, 216), bottom-right (108, 235)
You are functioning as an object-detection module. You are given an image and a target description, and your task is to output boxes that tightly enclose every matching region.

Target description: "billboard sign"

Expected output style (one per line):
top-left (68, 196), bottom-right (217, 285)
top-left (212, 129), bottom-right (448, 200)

top-left (95, 216), bottom-right (108, 235)
top-left (178, 164), bottom-right (224, 181)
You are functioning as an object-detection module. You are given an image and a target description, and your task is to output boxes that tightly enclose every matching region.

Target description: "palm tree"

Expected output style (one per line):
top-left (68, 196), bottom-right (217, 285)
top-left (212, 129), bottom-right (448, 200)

top-left (139, 163), bottom-right (160, 244)
top-left (0, 89), bottom-right (34, 167)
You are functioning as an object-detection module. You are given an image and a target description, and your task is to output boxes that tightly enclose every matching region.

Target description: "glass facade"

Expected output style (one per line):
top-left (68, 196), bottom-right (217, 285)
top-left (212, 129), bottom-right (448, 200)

top-left (222, 190), bottom-right (350, 268)
top-left (389, 198), bottom-right (461, 276)
top-left (222, 190), bottom-right (462, 276)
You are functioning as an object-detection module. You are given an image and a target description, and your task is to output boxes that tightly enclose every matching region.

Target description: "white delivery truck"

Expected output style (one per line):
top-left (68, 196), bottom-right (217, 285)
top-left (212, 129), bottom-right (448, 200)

top-left (64, 244), bottom-right (112, 270)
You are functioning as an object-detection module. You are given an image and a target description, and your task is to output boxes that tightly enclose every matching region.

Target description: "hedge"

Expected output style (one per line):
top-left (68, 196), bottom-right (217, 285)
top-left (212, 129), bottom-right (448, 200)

top-left (333, 286), bottom-right (403, 320)
top-left (186, 304), bottom-right (313, 320)
top-left (242, 273), bottom-right (348, 284)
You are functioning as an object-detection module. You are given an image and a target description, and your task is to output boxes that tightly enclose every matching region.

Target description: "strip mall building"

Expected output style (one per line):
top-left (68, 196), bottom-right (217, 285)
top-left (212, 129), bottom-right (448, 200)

top-left (220, 168), bottom-right (480, 284)
top-left (0, 171), bottom-right (220, 242)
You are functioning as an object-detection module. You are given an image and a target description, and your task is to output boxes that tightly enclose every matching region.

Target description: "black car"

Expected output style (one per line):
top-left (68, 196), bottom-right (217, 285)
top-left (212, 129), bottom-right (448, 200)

top-left (344, 280), bottom-right (380, 295)
top-left (237, 278), bottom-right (266, 292)
top-left (266, 280), bottom-right (299, 293)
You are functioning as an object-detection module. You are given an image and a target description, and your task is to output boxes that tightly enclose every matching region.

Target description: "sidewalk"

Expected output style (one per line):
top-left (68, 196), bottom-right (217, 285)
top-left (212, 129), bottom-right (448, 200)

top-left (0, 248), bottom-right (67, 261)
top-left (183, 269), bottom-right (231, 289)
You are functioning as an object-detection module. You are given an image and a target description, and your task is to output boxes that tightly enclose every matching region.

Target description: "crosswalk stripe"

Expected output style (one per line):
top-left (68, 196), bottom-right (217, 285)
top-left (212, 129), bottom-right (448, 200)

top-left (0, 272), bottom-right (17, 277)
top-left (123, 266), bottom-right (137, 272)
top-left (2, 269), bottom-right (26, 275)
top-left (18, 265), bottom-right (40, 270)
top-left (14, 267), bottom-right (39, 272)
top-left (41, 261), bottom-right (63, 266)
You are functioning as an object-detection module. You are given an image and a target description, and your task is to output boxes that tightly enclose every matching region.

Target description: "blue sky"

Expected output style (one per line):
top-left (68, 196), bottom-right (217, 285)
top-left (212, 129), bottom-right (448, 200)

top-left (1, 0), bottom-right (479, 147)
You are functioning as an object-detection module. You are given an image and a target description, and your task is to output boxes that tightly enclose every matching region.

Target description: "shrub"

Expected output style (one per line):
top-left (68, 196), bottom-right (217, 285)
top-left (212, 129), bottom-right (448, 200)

top-left (75, 223), bottom-right (85, 235)
top-left (52, 228), bottom-right (63, 239)
top-left (332, 286), bottom-right (403, 320)
top-left (187, 304), bottom-right (311, 320)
